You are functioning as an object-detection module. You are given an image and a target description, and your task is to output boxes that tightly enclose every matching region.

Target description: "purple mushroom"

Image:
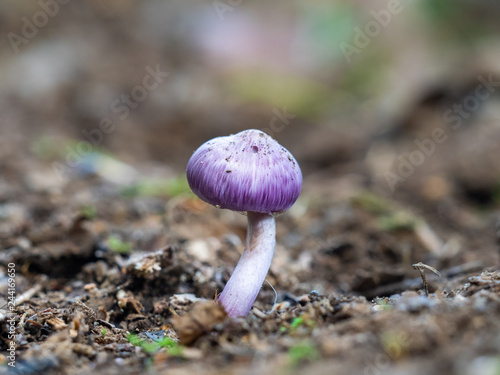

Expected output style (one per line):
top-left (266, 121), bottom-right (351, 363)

top-left (186, 129), bottom-right (302, 317)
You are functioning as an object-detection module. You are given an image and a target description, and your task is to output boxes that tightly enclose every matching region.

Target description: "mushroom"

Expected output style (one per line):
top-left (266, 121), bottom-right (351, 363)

top-left (186, 129), bottom-right (302, 317)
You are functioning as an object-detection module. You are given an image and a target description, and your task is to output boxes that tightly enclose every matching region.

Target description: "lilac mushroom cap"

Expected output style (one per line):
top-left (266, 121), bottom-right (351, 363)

top-left (186, 129), bottom-right (302, 214)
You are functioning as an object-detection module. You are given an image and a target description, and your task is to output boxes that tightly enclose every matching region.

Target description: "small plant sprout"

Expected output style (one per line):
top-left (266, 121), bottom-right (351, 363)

top-left (187, 129), bottom-right (302, 317)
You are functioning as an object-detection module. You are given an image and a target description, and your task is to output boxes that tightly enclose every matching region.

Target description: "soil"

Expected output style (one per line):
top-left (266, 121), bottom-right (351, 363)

top-left (1, 2), bottom-right (500, 375)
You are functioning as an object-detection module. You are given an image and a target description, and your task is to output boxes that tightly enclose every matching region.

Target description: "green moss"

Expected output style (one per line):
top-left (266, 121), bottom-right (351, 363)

top-left (127, 333), bottom-right (184, 356)
top-left (353, 192), bottom-right (392, 215)
top-left (107, 235), bottom-right (132, 254)
top-left (157, 336), bottom-right (184, 356)
top-left (290, 315), bottom-right (315, 331)
top-left (288, 341), bottom-right (320, 367)
top-left (127, 333), bottom-right (158, 353)
top-left (373, 298), bottom-right (393, 311)
top-left (79, 205), bottom-right (97, 220)
top-left (376, 211), bottom-right (416, 231)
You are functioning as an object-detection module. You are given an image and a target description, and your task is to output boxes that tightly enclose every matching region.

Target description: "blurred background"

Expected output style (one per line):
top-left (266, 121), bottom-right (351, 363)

top-left (3, 3), bottom-right (500, 373)
top-left (0, 0), bottom-right (500, 283)
top-left (2, 0), bottom-right (500, 200)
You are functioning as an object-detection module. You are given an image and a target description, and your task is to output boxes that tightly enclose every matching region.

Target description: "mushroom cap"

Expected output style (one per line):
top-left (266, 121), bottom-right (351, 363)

top-left (187, 129), bottom-right (302, 214)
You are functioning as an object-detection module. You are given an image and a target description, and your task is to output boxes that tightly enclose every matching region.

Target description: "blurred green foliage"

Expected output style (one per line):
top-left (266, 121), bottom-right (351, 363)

top-left (79, 204), bottom-right (97, 220)
top-left (353, 192), bottom-right (418, 231)
top-left (107, 235), bottom-right (132, 254)
top-left (419, 0), bottom-right (497, 44)
top-left (127, 333), bottom-right (184, 356)
top-left (30, 136), bottom-right (62, 159)
top-left (120, 175), bottom-right (192, 198)
top-left (288, 341), bottom-right (320, 367)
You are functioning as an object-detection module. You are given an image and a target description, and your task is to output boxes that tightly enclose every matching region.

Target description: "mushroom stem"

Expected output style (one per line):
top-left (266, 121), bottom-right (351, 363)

top-left (218, 211), bottom-right (276, 317)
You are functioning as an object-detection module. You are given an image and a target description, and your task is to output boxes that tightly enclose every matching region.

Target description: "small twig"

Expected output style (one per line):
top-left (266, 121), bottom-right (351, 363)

top-left (412, 262), bottom-right (441, 297)
top-left (19, 312), bottom-right (27, 326)
top-left (16, 276), bottom-right (47, 306)
top-left (96, 319), bottom-right (115, 329)
top-left (265, 279), bottom-right (278, 308)
top-left (25, 308), bottom-right (53, 325)
top-left (361, 261), bottom-right (482, 298)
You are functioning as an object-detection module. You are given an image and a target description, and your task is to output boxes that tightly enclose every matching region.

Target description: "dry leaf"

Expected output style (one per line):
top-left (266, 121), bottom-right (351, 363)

top-left (172, 302), bottom-right (227, 345)
top-left (46, 317), bottom-right (67, 330)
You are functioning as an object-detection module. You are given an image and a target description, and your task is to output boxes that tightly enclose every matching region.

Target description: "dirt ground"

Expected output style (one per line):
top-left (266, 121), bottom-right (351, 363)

top-left (1, 1), bottom-right (500, 375)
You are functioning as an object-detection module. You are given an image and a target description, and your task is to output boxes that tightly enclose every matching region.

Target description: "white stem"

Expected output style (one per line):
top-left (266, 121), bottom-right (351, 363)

top-left (218, 211), bottom-right (276, 317)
